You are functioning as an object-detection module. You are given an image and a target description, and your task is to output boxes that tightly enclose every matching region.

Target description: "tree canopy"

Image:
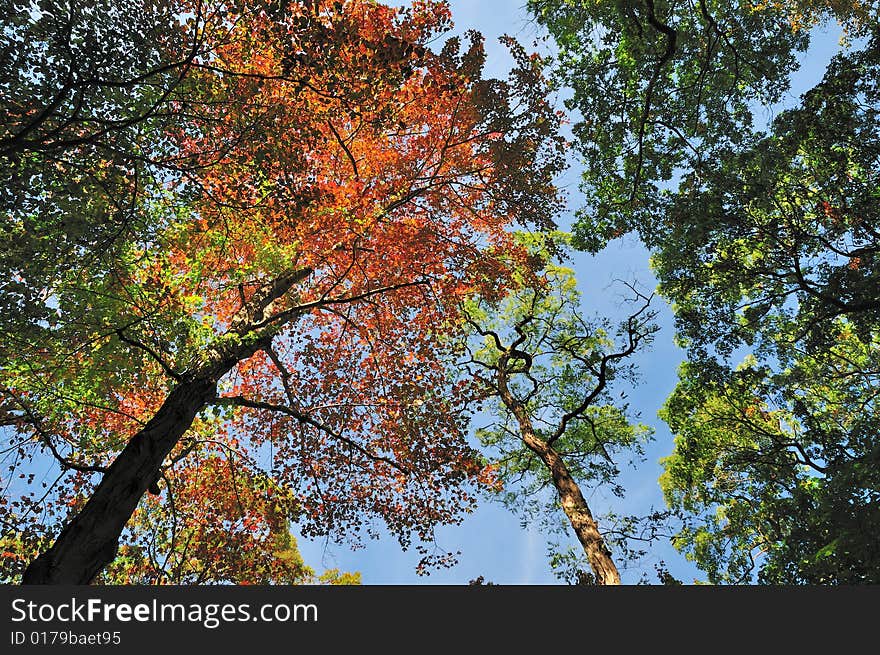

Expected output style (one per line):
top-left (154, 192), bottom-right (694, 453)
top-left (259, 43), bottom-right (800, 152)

top-left (533, 0), bottom-right (880, 583)
top-left (3, 0), bottom-right (879, 586)
top-left (1, 0), bottom-right (565, 584)
top-left (529, 0), bottom-right (877, 251)
top-left (658, 32), bottom-right (880, 584)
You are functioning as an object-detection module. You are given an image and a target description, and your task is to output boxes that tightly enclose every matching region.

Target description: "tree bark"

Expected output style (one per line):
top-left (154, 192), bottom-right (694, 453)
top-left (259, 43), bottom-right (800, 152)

top-left (534, 440), bottom-right (621, 585)
top-left (22, 267), bottom-right (311, 584)
top-left (499, 372), bottom-right (621, 585)
top-left (22, 374), bottom-right (222, 584)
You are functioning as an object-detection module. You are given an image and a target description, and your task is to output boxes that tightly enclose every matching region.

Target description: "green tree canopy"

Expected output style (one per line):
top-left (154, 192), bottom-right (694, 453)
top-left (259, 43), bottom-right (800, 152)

top-left (529, 0), bottom-right (877, 251)
top-left (533, 0), bottom-right (880, 583)
top-left (0, 0), bottom-right (211, 331)
top-left (658, 34), bottom-right (880, 583)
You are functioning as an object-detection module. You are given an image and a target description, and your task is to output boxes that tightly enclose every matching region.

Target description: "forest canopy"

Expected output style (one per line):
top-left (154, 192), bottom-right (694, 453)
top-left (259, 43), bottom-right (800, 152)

top-left (1, 0), bottom-right (877, 585)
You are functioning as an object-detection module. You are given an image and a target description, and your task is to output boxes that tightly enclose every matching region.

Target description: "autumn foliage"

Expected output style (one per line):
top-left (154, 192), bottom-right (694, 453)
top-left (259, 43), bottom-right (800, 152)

top-left (1, 0), bottom-right (564, 583)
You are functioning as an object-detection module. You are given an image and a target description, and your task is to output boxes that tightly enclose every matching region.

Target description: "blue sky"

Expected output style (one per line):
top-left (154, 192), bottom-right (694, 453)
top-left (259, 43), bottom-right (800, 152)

top-left (293, 1), bottom-right (847, 585)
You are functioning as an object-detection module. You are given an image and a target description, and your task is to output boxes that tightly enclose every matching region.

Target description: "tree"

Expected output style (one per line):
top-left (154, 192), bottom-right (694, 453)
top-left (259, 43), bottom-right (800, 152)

top-left (533, 0), bottom-right (880, 583)
top-left (528, 0), bottom-right (876, 252)
top-left (657, 34), bottom-right (880, 583)
top-left (463, 235), bottom-right (656, 585)
top-left (2, 0), bottom-right (565, 584)
top-left (0, 0), bottom-right (219, 332)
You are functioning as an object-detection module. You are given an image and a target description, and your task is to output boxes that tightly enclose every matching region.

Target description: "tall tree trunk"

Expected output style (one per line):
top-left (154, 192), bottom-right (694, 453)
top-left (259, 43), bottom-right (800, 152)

top-left (536, 443), bottom-right (621, 585)
top-left (22, 267), bottom-right (310, 584)
top-left (499, 377), bottom-right (621, 585)
top-left (22, 375), bottom-right (222, 584)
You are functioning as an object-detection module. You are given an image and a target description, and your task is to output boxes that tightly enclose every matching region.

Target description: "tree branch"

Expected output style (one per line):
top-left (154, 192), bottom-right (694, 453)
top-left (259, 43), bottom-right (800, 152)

top-left (212, 395), bottom-right (411, 476)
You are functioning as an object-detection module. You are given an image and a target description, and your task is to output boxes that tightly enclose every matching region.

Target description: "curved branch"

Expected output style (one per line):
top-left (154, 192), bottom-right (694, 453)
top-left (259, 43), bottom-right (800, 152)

top-left (212, 395), bottom-right (411, 476)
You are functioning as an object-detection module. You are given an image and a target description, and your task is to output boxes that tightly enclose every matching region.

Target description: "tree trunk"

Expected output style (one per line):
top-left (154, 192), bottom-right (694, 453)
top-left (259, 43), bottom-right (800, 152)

top-left (22, 268), bottom-right (311, 584)
top-left (538, 444), bottom-right (621, 585)
top-left (22, 374), bottom-right (222, 584)
top-left (499, 377), bottom-right (621, 585)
